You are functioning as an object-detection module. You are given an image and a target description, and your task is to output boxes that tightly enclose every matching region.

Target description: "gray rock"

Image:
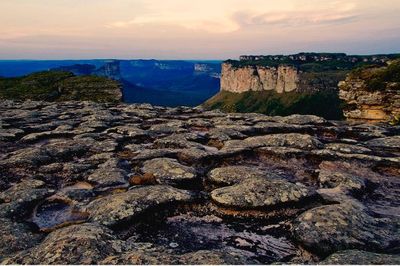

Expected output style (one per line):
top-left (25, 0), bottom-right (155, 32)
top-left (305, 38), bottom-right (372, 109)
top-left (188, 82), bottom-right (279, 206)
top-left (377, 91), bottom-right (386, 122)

top-left (20, 127), bottom-right (74, 143)
top-left (149, 121), bottom-right (187, 134)
top-left (0, 179), bottom-right (52, 218)
top-left (105, 125), bottom-right (146, 138)
top-left (2, 224), bottom-right (116, 264)
top-left (365, 136), bottom-right (400, 151)
top-left (100, 249), bottom-right (257, 265)
top-left (154, 133), bottom-right (205, 149)
top-left (318, 161), bottom-right (367, 192)
top-left (222, 133), bottom-right (324, 152)
top-left (280, 114), bottom-right (327, 125)
top-left (253, 121), bottom-right (310, 134)
top-left (1, 147), bottom-right (51, 167)
top-left (0, 128), bottom-right (24, 141)
top-left (325, 143), bottom-right (372, 154)
top-left (142, 158), bottom-right (197, 185)
top-left (321, 249), bottom-right (400, 265)
top-left (0, 218), bottom-right (43, 260)
top-left (293, 200), bottom-right (400, 255)
top-left (211, 176), bottom-right (311, 209)
top-left (132, 148), bottom-right (180, 161)
top-left (208, 165), bottom-right (265, 185)
top-left (87, 185), bottom-right (194, 227)
top-left (87, 158), bottom-right (130, 190)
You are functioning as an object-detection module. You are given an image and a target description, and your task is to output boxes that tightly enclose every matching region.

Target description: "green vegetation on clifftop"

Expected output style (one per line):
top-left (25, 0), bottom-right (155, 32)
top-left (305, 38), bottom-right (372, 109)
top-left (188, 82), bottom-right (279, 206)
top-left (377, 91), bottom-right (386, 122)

top-left (349, 59), bottom-right (400, 91)
top-left (229, 53), bottom-right (400, 72)
top-left (204, 90), bottom-right (344, 120)
top-left (0, 71), bottom-right (122, 102)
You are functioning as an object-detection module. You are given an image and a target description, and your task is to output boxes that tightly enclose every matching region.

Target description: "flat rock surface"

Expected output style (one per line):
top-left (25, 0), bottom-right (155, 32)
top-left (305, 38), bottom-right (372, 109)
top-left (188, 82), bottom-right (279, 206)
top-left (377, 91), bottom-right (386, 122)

top-left (0, 100), bottom-right (399, 264)
top-left (211, 176), bottom-right (312, 209)
top-left (321, 249), bottom-right (400, 265)
top-left (207, 165), bottom-right (265, 185)
top-left (87, 185), bottom-right (194, 227)
top-left (293, 200), bottom-right (400, 255)
top-left (141, 158), bottom-right (197, 186)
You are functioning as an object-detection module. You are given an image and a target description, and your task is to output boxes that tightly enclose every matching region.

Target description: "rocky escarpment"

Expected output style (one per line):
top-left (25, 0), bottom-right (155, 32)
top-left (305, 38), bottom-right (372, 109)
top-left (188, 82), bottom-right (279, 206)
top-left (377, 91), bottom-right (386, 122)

top-left (339, 60), bottom-right (400, 122)
top-left (220, 53), bottom-right (400, 94)
top-left (221, 63), bottom-right (300, 93)
top-left (94, 60), bottom-right (122, 81)
top-left (0, 100), bottom-right (399, 264)
top-left (220, 62), bottom-right (348, 94)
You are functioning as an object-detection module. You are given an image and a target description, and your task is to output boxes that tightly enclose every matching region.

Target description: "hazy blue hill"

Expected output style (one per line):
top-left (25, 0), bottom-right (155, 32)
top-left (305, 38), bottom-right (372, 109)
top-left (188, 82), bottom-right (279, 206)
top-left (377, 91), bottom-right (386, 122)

top-left (115, 60), bottom-right (220, 106)
top-left (0, 59), bottom-right (221, 107)
top-left (0, 60), bottom-right (108, 77)
top-left (122, 78), bottom-right (219, 107)
top-left (52, 64), bottom-right (97, 76)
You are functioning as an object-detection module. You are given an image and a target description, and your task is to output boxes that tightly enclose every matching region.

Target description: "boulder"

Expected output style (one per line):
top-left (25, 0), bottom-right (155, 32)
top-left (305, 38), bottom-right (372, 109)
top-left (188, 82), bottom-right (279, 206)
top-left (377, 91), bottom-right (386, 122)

top-left (293, 200), bottom-right (399, 255)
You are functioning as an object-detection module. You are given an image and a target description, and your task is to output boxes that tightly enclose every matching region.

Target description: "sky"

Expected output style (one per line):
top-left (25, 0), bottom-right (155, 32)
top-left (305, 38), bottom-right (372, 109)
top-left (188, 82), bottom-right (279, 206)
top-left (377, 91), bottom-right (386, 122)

top-left (0, 0), bottom-right (400, 60)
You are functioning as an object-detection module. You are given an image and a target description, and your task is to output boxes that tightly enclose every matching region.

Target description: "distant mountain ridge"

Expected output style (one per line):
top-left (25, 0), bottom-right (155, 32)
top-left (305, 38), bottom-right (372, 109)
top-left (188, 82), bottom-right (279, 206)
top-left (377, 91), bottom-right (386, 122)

top-left (0, 59), bottom-right (221, 107)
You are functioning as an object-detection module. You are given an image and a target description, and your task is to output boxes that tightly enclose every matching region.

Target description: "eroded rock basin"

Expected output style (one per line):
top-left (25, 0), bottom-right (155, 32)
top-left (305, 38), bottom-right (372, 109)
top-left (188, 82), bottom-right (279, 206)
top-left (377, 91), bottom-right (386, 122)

top-left (0, 100), bottom-right (399, 264)
top-left (31, 197), bottom-right (89, 232)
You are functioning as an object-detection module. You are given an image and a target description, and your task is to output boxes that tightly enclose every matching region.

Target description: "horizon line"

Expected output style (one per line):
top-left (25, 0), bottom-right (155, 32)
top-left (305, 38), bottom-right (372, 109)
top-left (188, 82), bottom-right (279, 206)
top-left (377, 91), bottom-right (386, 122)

top-left (1, 51), bottom-right (400, 62)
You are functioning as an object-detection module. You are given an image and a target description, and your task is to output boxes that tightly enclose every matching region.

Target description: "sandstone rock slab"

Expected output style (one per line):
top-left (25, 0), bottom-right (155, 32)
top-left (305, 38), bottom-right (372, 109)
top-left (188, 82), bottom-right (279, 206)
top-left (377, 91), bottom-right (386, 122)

top-left (141, 158), bottom-right (197, 186)
top-left (211, 176), bottom-right (312, 209)
top-left (87, 185), bottom-right (194, 227)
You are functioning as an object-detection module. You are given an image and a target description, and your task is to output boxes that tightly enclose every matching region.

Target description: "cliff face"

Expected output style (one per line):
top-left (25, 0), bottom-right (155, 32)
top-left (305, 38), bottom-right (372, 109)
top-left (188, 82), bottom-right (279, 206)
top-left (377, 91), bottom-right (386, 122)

top-left (220, 63), bottom-right (299, 93)
top-left (339, 61), bottom-right (400, 122)
top-left (220, 63), bottom-right (345, 94)
top-left (94, 60), bottom-right (122, 80)
top-left (220, 53), bottom-right (400, 95)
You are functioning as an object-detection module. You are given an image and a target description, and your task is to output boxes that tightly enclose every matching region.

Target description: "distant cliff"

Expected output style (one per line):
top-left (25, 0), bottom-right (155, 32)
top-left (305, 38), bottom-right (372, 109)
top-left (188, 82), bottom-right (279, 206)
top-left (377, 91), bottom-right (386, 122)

top-left (220, 62), bottom-right (347, 94)
top-left (52, 61), bottom-right (122, 81)
top-left (205, 53), bottom-right (400, 119)
top-left (339, 60), bottom-right (400, 122)
top-left (93, 60), bottom-right (122, 80)
top-left (221, 63), bottom-right (299, 93)
top-left (220, 53), bottom-right (400, 94)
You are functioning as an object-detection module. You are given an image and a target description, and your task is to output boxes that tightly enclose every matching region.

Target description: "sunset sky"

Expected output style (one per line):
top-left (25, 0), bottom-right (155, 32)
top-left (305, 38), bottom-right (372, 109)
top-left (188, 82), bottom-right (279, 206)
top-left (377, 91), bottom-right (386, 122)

top-left (1, 0), bottom-right (400, 59)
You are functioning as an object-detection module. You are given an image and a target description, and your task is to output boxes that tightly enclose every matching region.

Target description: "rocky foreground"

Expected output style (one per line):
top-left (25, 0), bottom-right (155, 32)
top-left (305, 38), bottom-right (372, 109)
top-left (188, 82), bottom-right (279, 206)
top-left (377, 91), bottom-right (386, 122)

top-left (0, 100), bottom-right (399, 264)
